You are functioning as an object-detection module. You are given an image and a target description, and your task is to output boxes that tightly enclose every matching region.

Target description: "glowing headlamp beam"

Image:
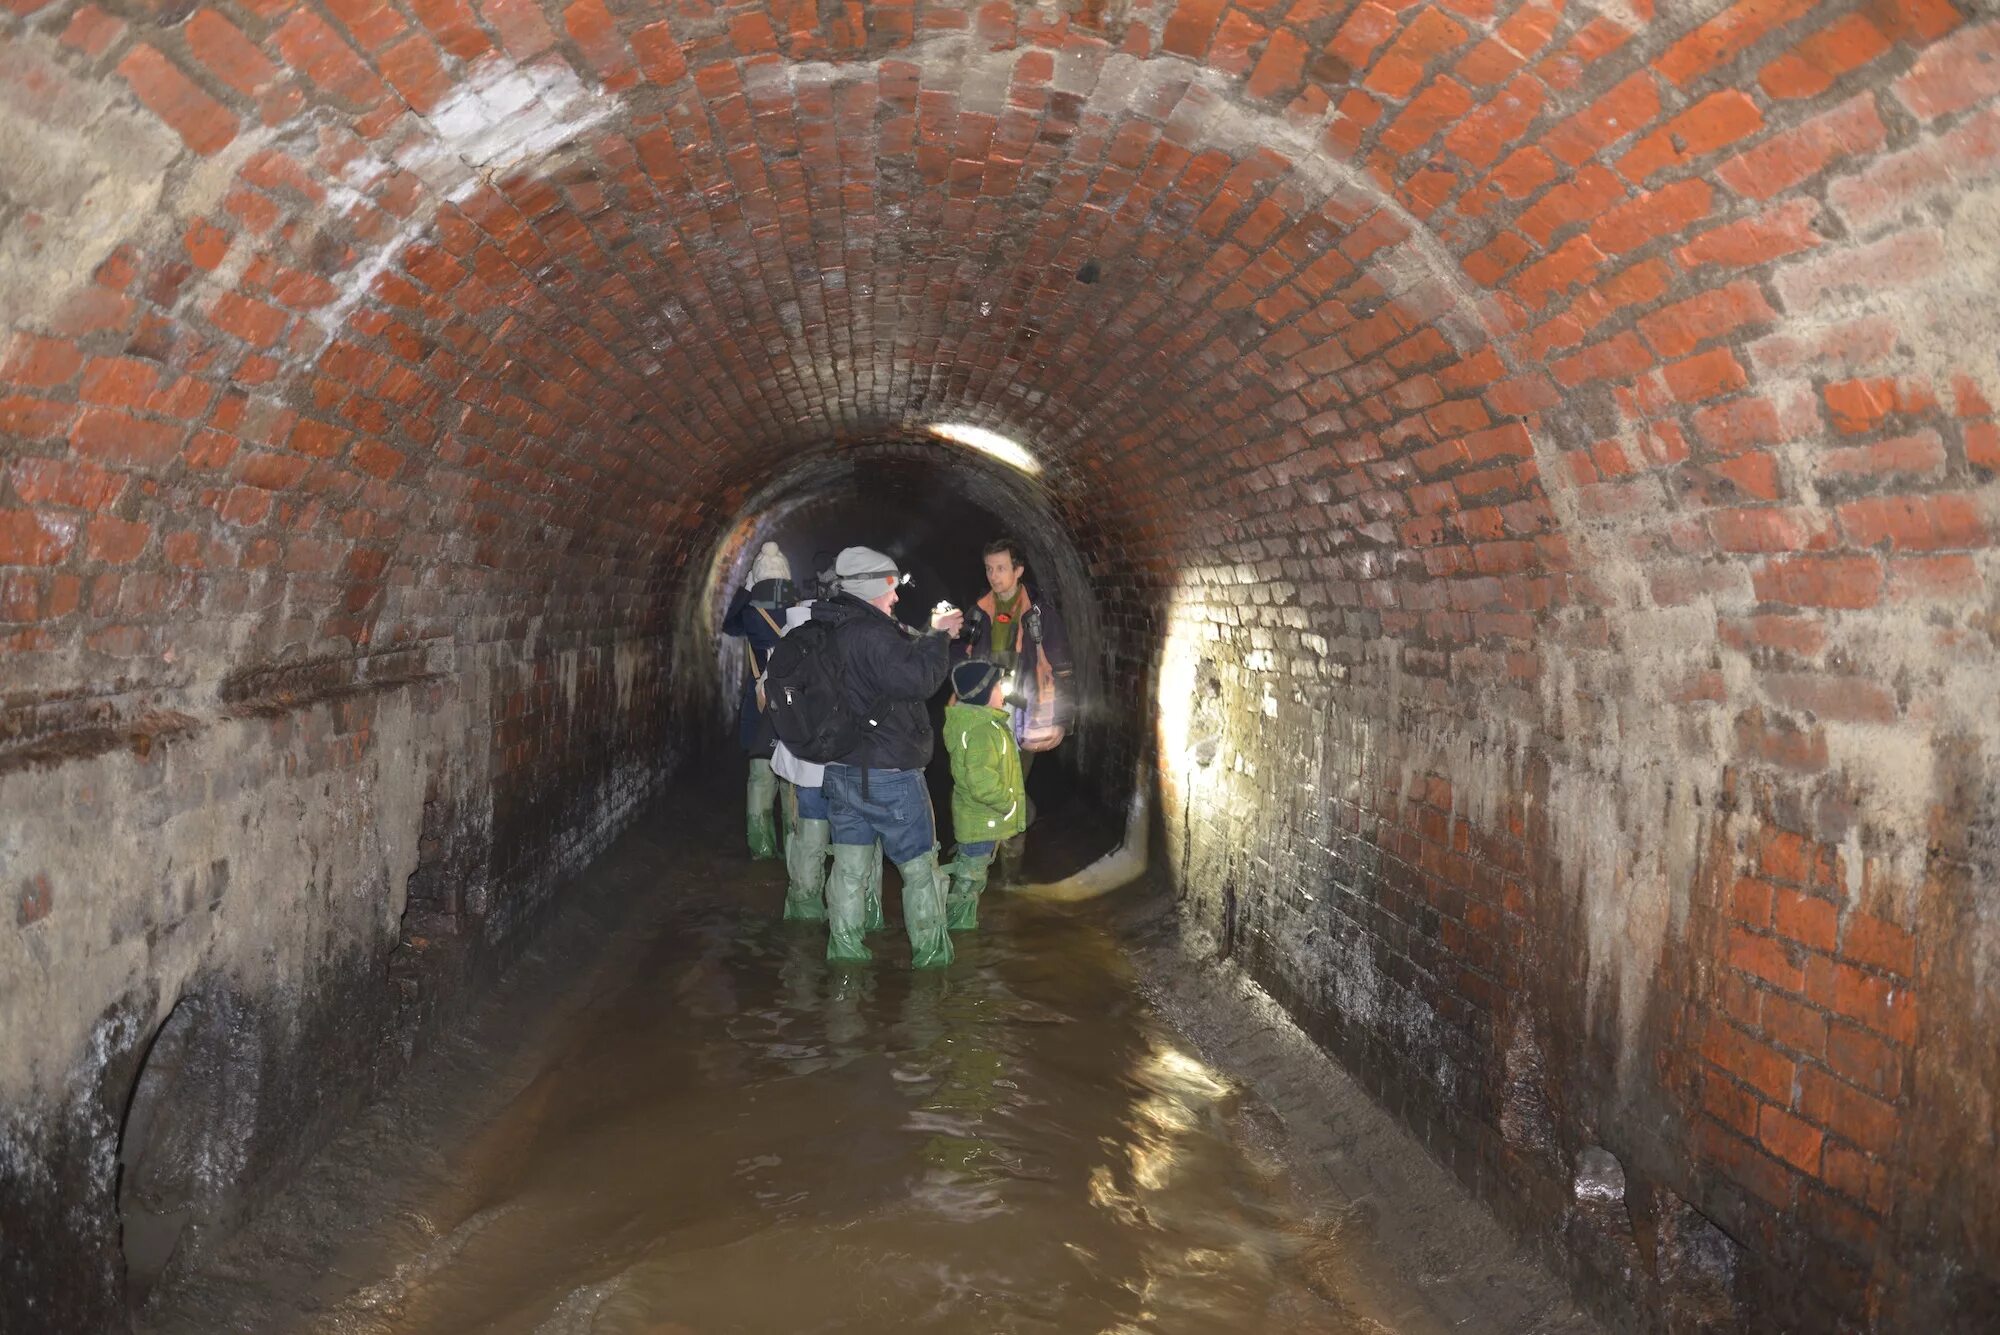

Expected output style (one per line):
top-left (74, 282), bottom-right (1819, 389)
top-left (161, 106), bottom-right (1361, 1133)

top-left (926, 422), bottom-right (1042, 474)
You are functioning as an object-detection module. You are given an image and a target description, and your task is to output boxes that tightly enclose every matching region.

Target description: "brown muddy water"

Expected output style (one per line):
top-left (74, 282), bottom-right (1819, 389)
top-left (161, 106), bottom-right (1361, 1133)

top-left (142, 786), bottom-right (1593, 1335)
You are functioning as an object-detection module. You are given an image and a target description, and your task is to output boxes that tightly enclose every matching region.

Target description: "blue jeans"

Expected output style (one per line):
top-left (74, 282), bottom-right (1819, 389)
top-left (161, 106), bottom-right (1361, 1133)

top-left (823, 765), bottom-right (935, 864)
top-left (793, 781), bottom-right (828, 821)
top-left (957, 840), bottom-right (996, 860)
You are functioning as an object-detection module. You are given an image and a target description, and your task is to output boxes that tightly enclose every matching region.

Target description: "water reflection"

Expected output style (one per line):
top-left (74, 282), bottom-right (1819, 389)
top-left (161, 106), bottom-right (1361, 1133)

top-left (148, 876), bottom-right (1401, 1335)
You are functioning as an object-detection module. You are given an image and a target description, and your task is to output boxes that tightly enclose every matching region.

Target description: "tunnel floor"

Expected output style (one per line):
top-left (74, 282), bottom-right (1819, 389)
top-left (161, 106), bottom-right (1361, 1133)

top-left (140, 775), bottom-right (1594, 1335)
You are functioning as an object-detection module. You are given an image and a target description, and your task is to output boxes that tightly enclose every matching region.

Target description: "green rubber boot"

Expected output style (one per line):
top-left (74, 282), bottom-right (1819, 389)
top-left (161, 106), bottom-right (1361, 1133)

top-left (945, 851), bottom-right (993, 932)
top-left (898, 850), bottom-right (954, 970)
top-left (863, 839), bottom-right (886, 932)
top-left (747, 758), bottom-right (780, 860)
top-left (826, 842), bottom-right (875, 964)
top-left (993, 830), bottom-right (1024, 885)
top-left (783, 818), bottom-right (831, 921)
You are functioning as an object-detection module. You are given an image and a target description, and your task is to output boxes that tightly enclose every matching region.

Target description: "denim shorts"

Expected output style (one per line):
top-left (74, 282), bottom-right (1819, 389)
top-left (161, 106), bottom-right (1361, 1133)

top-left (792, 780), bottom-right (829, 822)
top-left (823, 765), bottom-right (935, 864)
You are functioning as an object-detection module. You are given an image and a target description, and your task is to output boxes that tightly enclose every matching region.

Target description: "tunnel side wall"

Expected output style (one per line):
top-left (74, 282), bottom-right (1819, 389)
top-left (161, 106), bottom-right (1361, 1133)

top-left (2, 0), bottom-right (1998, 1329)
top-left (0, 633), bottom-right (676, 1331)
top-left (1144, 561), bottom-right (1999, 1332)
top-left (1030, 10), bottom-right (2000, 1331)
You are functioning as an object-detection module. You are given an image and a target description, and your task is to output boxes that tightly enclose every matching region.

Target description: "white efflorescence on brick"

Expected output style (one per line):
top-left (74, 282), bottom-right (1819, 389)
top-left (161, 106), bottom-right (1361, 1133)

top-left (316, 56), bottom-right (617, 332)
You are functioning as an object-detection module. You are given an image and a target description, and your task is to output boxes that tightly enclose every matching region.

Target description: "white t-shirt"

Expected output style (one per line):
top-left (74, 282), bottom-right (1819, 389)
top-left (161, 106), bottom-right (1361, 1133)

top-left (769, 601), bottom-right (826, 789)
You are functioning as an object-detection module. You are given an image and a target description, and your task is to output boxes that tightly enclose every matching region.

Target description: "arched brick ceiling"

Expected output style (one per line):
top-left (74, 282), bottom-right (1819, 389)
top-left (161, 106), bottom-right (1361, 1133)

top-left (3, 1), bottom-right (1995, 783)
top-left (3, 0), bottom-right (1984, 855)
top-left (15, 0), bottom-right (2000, 1031)
top-left (5, 3), bottom-right (2000, 1323)
top-left (0, 0), bottom-right (1984, 819)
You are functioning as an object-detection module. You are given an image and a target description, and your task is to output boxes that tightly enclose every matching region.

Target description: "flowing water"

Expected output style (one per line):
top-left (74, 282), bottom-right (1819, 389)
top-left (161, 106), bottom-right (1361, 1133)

top-left (144, 792), bottom-right (1589, 1335)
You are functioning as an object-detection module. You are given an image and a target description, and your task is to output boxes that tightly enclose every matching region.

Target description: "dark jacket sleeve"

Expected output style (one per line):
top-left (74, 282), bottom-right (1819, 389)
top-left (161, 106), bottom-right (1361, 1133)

top-left (1031, 597), bottom-right (1075, 727)
top-left (1035, 599), bottom-right (1074, 677)
top-left (859, 620), bottom-right (951, 702)
top-left (954, 604), bottom-right (987, 662)
top-left (720, 587), bottom-right (753, 638)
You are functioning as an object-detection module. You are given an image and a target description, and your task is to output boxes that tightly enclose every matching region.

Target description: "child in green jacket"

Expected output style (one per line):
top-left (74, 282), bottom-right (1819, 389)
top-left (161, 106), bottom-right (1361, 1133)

top-left (943, 659), bottom-right (1028, 930)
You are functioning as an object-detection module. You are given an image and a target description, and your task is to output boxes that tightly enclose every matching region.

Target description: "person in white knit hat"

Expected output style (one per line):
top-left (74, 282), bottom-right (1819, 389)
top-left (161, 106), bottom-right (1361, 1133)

top-left (720, 541), bottom-right (796, 858)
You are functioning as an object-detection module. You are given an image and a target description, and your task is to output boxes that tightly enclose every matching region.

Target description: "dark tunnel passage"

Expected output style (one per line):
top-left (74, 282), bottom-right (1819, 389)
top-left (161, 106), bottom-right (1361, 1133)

top-left (4, 0), bottom-right (2000, 1330)
top-left (697, 446), bottom-right (1106, 714)
top-left (737, 455), bottom-right (1038, 612)
top-left (694, 448), bottom-right (1127, 864)
top-left (692, 445), bottom-right (1121, 808)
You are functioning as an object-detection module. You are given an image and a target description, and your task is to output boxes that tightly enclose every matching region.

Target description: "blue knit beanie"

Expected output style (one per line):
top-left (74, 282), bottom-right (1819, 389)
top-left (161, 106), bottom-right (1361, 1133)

top-left (951, 659), bottom-right (1002, 703)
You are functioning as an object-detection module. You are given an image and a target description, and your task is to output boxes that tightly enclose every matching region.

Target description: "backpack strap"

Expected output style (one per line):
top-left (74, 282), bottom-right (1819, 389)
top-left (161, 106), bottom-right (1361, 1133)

top-left (750, 604), bottom-right (784, 709)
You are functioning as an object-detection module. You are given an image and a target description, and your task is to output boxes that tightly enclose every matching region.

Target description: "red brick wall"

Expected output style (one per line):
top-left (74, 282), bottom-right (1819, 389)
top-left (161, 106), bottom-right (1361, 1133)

top-left (2, 0), bottom-right (1996, 1326)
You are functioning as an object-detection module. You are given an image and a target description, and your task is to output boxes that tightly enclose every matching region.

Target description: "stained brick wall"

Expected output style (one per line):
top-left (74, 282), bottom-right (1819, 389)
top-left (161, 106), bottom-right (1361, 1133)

top-left (2, 0), bottom-right (1997, 1328)
top-left (1, 633), bottom-right (677, 1329)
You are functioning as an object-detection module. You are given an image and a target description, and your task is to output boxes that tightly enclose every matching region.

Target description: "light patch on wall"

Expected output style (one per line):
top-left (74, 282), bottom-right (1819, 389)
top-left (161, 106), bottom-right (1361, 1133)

top-left (1155, 604), bottom-right (1202, 793)
top-left (1571, 0), bottom-right (1650, 25)
top-left (0, 693), bottom-right (438, 1106)
top-left (927, 423), bottom-right (1043, 474)
top-left (1774, 179), bottom-right (2000, 418)
top-left (1156, 570), bottom-right (1234, 894)
top-left (0, 32), bottom-right (180, 329)
top-left (416, 58), bottom-right (615, 190)
top-left (612, 641), bottom-right (645, 715)
top-left (315, 55), bottom-right (615, 332)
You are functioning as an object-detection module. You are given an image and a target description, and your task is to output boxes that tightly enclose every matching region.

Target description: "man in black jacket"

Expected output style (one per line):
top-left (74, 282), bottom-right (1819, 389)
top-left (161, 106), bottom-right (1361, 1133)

top-left (815, 546), bottom-right (963, 967)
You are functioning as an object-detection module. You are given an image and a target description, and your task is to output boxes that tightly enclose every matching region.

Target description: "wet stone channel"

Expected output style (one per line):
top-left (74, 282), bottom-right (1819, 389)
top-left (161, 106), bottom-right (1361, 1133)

top-left (141, 784), bottom-right (1592, 1335)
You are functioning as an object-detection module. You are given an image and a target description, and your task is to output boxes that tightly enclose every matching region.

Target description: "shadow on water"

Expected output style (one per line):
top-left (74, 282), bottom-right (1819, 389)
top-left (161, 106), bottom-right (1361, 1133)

top-left (139, 775), bottom-right (1576, 1335)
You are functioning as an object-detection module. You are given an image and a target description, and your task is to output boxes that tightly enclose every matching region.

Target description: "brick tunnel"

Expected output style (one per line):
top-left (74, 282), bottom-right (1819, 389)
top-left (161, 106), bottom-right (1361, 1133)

top-left (3, 0), bottom-right (1998, 1329)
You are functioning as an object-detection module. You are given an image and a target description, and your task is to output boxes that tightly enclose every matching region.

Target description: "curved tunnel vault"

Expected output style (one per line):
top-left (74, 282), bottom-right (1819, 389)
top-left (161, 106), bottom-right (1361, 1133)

top-left (681, 441), bottom-right (1113, 782)
top-left (2, 0), bottom-right (1999, 1329)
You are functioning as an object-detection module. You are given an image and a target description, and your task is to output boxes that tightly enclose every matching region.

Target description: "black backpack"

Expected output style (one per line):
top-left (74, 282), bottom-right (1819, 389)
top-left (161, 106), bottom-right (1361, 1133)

top-left (763, 619), bottom-right (866, 764)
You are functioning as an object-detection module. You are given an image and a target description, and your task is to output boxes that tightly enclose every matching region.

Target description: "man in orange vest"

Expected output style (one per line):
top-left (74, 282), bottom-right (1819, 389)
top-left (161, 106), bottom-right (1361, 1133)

top-left (956, 537), bottom-right (1074, 871)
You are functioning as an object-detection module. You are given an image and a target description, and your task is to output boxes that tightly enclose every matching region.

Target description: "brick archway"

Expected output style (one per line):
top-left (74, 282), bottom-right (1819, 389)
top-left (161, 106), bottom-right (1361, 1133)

top-left (4, 2), bottom-right (1997, 1327)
